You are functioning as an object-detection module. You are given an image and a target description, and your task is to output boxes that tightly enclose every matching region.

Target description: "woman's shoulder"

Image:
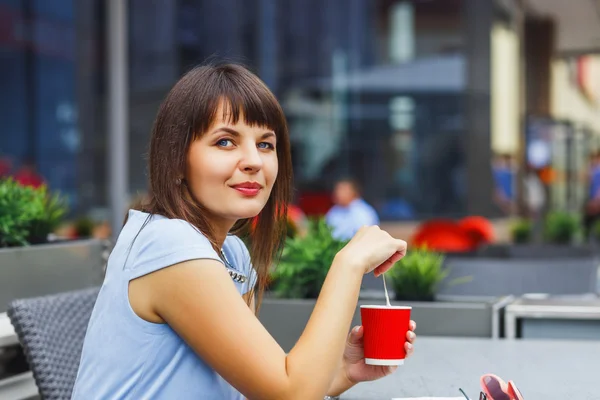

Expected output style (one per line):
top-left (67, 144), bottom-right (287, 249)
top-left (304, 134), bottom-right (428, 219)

top-left (126, 210), bottom-right (216, 259)
top-left (122, 210), bottom-right (221, 275)
top-left (128, 210), bottom-right (208, 241)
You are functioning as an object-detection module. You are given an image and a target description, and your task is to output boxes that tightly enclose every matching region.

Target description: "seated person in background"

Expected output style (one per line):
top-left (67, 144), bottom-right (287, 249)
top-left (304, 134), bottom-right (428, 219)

top-left (326, 178), bottom-right (380, 240)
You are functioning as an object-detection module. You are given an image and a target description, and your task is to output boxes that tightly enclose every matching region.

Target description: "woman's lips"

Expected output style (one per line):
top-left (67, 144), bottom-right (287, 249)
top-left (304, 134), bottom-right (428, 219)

top-left (230, 182), bottom-right (263, 197)
top-left (232, 187), bottom-right (261, 196)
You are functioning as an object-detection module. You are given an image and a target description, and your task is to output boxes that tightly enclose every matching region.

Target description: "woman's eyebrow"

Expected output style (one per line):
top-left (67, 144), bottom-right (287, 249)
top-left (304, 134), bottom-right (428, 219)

top-left (211, 127), bottom-right (276, 140)
top-left (261, 132), bottom-right (276, 140)
top-left (211, 127), bottom-right (240, 137)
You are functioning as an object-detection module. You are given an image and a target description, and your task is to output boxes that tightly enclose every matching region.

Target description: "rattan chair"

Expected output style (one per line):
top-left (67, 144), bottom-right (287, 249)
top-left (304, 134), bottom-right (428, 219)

top-left (7, 287), bottom-right (100, 400)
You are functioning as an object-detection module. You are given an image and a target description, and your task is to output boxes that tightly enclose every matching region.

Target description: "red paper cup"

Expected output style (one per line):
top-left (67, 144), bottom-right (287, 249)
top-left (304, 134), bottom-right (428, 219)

top-left (360, 305), bottom-right (412, 366)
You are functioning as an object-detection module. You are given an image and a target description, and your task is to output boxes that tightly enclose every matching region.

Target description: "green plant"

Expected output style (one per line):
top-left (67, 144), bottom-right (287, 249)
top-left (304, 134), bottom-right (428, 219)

top-left (74, 216), bottom-right (95, 238)
top-left (286, 216), bottom-right (298, 239)
top-left (510, 219), bottom-right (532, 244)
top-left (387, 248), bottom-right (470, 301)
top-left (544, 211), bottom-right (580, 244)
top-left (0, 179), bottom-right (67, 247)
top-left (591, 220), bottom-right (600, 242)
top-left (270, 217), bottom-right (348, 298)
top-left (387, 248), bottom-right (446, 301)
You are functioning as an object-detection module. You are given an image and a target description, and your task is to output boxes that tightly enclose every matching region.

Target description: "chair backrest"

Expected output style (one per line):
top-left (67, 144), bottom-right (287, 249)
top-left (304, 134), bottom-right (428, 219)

top-left (7, 286), bottom-right (100, 400)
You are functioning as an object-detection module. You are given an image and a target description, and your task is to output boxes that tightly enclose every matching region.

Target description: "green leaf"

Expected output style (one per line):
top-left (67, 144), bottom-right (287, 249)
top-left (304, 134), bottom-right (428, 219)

top-left (387, 248), bottom-right (467, 301)
top-left (543, 211), bottom-right (580, 244)
top-left (510, 219), bottom-right (532, 244)
top-left (0, 179), bottom-right (68, 247)
top-left (271, 217), bottom-right (348, 299)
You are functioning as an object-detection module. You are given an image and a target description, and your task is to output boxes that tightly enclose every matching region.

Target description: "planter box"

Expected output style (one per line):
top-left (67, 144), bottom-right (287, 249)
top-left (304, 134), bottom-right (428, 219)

top-left (359, 295), bottom-right (512, 339)
top-left (0, 239), bottom-right (106, 312)
top-left (259, 298), bottom-right (316, 352)
top-left (470, 244), bottom-right (597, 259)
top-left (259, 294), bottom-right (510, 352)
top-left (438, 244), bottom-right (599, 297)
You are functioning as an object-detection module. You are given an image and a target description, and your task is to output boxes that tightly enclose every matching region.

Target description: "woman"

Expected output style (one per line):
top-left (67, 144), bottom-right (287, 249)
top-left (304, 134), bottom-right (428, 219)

top-left (72, 64), bottom-right (415, 399)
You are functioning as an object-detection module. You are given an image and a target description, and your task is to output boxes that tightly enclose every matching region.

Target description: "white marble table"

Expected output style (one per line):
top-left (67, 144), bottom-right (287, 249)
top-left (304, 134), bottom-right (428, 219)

top-left (344, 337), bottom-right (599, 399)
top-left (0, 313), bottom-right (37, 400)
top-left (0, 312), bottom-right (18, 347)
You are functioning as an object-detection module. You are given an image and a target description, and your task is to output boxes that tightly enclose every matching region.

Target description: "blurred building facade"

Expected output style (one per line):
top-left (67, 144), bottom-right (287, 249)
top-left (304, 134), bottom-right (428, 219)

top-left (0, 0), bottom-right (599, 225)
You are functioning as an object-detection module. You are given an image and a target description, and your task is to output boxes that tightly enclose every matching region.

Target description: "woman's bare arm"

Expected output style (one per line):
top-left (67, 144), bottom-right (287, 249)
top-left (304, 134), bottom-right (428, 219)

top-left (130, 226), bottom-right (406, 400)
top-left (133, 255), bottom-right (360, 400)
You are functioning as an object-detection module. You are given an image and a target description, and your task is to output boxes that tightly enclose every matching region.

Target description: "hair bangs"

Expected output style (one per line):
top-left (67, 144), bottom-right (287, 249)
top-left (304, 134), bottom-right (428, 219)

top-left (190, 64), bottom-right (286, 141)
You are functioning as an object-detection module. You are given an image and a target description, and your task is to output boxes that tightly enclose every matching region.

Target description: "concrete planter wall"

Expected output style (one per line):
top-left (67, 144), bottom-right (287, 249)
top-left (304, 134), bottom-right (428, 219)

top-left (259, 298), bottom-right (316, 352)
top-left (438, 245), bottom-right (599, 297)
top-left (259, 295), bottom-right (510, 352)
top-left (0, 239), bottom-right (106, 312)
top-left (479, 244), bottom-right (596, 259)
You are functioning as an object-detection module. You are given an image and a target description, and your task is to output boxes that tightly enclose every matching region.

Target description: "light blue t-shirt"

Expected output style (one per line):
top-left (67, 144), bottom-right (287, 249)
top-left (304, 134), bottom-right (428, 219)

top-left (325, 198), bottom-right (380, 240)
top-left (72, 210), bottom-right (256, 400)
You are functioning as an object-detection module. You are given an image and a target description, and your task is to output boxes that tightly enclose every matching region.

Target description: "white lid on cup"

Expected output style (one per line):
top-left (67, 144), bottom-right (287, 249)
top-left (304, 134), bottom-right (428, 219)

top-left (360, 305), bottom-right (412, 310)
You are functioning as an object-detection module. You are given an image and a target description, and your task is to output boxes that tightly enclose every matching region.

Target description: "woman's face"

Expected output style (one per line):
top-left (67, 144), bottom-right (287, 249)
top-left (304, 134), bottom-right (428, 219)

top-left (186, 104), bottom-right (278, 224)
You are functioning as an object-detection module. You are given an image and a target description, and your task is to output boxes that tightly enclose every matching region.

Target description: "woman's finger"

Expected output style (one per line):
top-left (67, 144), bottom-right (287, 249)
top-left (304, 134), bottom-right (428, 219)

top-left (409, 320), bottom-right (417, 331)
top-left (373, 251), bottom-right (405, 277)
top-left (373, 260), bottom-right (392, 277)
top-left (347, 325), bottom-right (364, 345)
top-left (387, 250), bottom-right (405, 265)
top-left (404, 342), bottom-right (414, 357)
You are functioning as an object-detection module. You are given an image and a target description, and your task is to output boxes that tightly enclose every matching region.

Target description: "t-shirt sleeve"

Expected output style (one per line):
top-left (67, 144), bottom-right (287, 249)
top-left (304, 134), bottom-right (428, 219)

top-left (234, 236), bottom-right (258, 295)
top-left (355, 206), bottom-right (379, 227)
top-left (126, 218), bottom-right (222, 280)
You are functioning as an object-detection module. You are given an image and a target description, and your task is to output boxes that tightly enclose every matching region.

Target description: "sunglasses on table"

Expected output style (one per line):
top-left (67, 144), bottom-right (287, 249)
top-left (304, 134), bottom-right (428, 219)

top-left (459, 374), bottom-right (524, 400)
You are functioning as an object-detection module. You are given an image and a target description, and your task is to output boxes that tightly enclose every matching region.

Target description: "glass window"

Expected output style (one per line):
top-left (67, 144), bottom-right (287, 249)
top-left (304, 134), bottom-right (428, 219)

top-left (1, 0), bottom-right (469, 221)
top-left (0, 46), bottom-right (28, 171)
top-left (124, 0), bottom-right (468, 221)
top-left (277, 0), bottom-right (467, 220)
top-left (0, 0), bottom-right (100, 215)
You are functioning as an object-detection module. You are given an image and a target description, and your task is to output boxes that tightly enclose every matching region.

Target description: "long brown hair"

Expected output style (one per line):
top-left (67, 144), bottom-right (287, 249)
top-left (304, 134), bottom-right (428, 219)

top-left (138, 63), bottom-right (292, 310)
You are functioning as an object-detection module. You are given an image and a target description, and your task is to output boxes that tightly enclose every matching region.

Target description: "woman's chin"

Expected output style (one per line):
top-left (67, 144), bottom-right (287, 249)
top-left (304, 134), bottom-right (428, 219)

top-left (214, 197), bottom-right (270, 221)
top-left (230, 205), bottom-right (265, 220)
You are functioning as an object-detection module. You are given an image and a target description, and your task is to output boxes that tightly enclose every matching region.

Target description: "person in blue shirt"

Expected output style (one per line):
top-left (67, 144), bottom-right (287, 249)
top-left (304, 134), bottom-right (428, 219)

top-left (588, 152), bottom-right (600, 201)
top-left (72, 64), bottom-right (415, 400)
top-left (584, 151), bottom-right (600, 236)
top-left (325, 178), bottom-right (380, 240)
top-left (491, 153), bottom-right (515, 215)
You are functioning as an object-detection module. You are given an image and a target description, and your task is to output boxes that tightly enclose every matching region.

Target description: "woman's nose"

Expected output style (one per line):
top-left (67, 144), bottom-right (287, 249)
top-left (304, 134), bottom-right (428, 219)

top-left (239, 145), bottom-right (263, 172)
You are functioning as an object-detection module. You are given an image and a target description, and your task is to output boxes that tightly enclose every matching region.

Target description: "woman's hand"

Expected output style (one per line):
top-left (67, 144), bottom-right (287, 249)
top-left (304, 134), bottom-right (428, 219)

top-left (325, 321), bottom-right (417, 397)
top-left (343, 321), bottom-right (417, 383)
top-left (337, 226), bottom-right (407, 277)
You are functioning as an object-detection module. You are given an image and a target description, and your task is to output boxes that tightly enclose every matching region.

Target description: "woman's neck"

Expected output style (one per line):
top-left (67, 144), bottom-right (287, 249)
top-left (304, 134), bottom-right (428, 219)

top-left (209, 216), bottom-right (236, 249)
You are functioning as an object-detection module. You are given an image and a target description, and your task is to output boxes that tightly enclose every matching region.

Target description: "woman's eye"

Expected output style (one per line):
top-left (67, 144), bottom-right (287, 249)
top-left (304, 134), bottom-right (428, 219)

top-left (258, 142), bottom-right (275, 150)
top-left (216, 139), bottom-right (233, 147)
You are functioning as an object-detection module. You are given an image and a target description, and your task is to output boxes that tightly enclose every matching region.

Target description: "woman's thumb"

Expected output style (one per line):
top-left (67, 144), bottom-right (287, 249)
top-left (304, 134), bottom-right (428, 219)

top-left (347, 326), bottom-right (363, 344)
